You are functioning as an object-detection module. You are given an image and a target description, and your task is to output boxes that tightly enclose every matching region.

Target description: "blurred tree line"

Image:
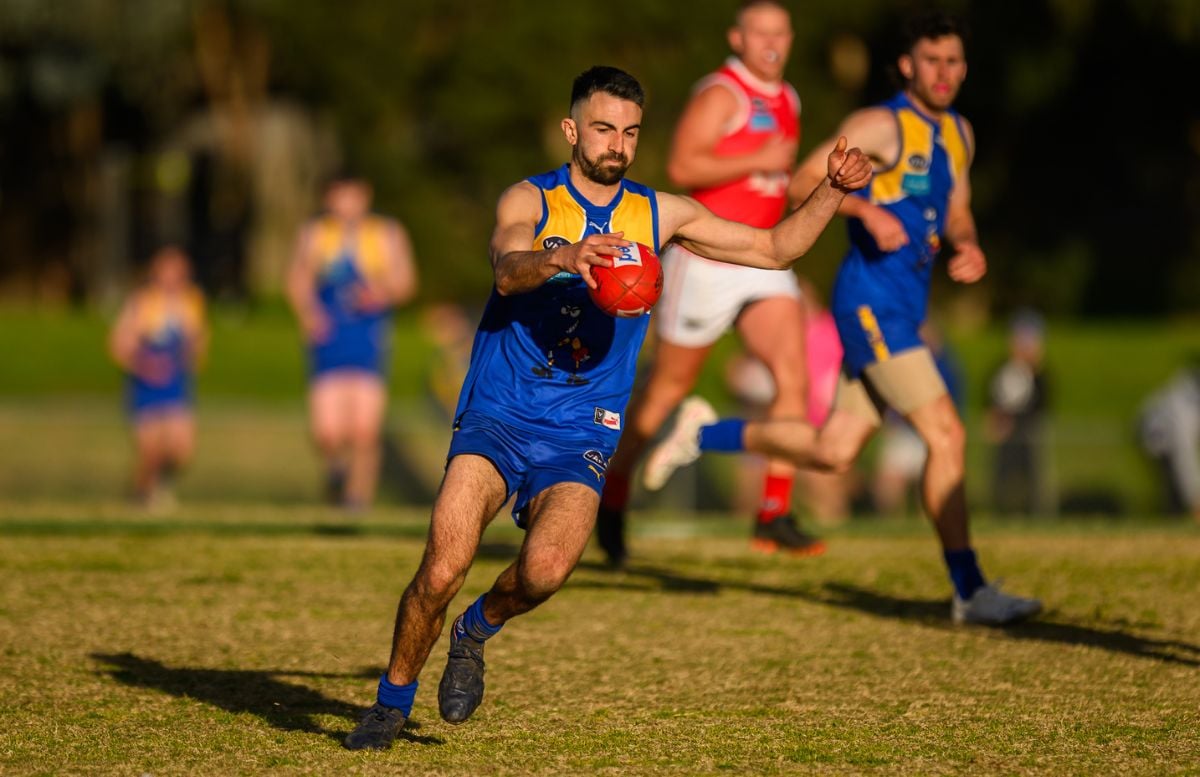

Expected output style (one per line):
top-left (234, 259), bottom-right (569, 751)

top-left (0, 0), bottom-right (1196, 316)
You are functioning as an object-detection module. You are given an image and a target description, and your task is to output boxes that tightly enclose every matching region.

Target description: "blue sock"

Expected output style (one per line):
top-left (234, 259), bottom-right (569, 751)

top-left (698, 419), bottom-right (746, 453)
top-left (455, 594), bottom-right (502, 642)
top-left (944, 548), bottom-right (986, 600)
top-left (376, 675), bottom-right (417, 716)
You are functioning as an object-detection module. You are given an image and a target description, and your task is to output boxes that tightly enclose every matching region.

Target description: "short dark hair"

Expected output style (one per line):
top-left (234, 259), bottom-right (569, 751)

top-left (570, 66), bottom-right (644, 114)
top-left (901, 10), bottom-right (969, 54)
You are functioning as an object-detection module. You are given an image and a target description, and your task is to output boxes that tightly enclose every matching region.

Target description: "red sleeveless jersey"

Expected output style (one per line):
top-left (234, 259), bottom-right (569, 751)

top-left (689, 57), bottom-right (801, 229)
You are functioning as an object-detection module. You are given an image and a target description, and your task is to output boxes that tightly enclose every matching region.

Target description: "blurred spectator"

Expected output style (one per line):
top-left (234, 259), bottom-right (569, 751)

top-left (1137, 363), bottom-right (1200, 521)
top-left (725, 279), bottom-right (858, 525)
top-left (287, 173), bottom-right (417, 510)
top-left (872, 322), bottom-right (963, 516)
top-left (985, 310), bottom-right (1051, 516)
top-left (108, 246), bottom-right (208, 509)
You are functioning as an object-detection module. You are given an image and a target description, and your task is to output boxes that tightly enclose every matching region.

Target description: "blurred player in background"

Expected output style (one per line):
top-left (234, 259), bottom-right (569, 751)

top-left (596, 0), bottom-right (820, 566)
top-left (342, 66), bottom-right (871, 751)
top-left (109, 245), bottom-right (208, 509)
top-left (643, 12), bottom-right (1042, 625)
top-left (287, 173), bottom-right (417, 510)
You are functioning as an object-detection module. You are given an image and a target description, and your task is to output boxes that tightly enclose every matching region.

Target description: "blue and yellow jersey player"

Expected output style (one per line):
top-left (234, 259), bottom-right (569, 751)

top-left (642, 12), bottom-right (1041, 627)
top-left (287, 173), bottom-right (417, 510)
top-left (342, 65), bottom-right (873, 750)
top-left (109, 245), bottom-right (208, 508)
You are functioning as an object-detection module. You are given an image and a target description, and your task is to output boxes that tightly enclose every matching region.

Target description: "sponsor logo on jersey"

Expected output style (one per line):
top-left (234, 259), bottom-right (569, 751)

top-left (749, 98), bottom-right (778, 132)
top-left (901, 172), bottom-right (931, 196)
top-left (593, 407), bottom-right (621, 430)
top-left (544, 237), bottom-right (579, 284)
top-left (907, 154), bottom-right (929, 171)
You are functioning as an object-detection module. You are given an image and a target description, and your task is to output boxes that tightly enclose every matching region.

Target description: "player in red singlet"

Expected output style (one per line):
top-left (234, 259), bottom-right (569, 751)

top-left (596, 0), bottom-right (822, 565)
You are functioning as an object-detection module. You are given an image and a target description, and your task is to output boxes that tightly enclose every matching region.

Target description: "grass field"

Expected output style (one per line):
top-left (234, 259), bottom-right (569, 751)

top-left (2, 503), bottom-right (1198, 775)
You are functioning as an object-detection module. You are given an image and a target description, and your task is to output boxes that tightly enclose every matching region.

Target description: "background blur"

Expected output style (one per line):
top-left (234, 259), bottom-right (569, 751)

top-left (1, 0), bottom-right (1197, 516)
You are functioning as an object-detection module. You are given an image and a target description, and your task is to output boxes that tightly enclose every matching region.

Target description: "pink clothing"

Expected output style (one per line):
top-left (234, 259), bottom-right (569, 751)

top-left (806, 310), bottom-right (843, 427)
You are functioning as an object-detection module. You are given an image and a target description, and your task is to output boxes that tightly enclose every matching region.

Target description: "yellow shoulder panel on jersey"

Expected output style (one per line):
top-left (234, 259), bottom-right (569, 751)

top-left (533, 185), bottom-right (586, 249)
top-left (313, 216), bottom-right (390, 280)
top-left (940, 115), bottom-right (970, 182)
top-left (612, 190), bottom-right (656, 249)
top-left (870, 108), bottom-right (934, 206)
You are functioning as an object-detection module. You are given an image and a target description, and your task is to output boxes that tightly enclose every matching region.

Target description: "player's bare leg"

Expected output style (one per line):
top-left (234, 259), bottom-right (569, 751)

top-left (904, 394), bottom-right (969, 550)
top-left (743, 409), bottom-right (877, 474)
top-left (598, 340), bottom-right (711, 565)
top-left (901, 392), bottom-right (1042, 623)
top-left (157, 411), bottom-right (194, 508)
top-left (133, 419), bottom-right (164, 503)
top-left (309, 377), bottom-right (350, 504)
top-left (344, 454), bottom-right (506, 750)
top-left (344, 375), bottom-right (386, 510)
top-left (385, 455), bottom-right (507, 685)
top-left (739, 296), bottom-right (823, 554)
top-left (439, 483), bottom-right (599, 724)
top-left (486, 483), bottom-right (598, 621)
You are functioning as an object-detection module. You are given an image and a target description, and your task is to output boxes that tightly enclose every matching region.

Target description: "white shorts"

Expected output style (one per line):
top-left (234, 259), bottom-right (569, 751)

top-left (654, 242), bottom-right (802, 348)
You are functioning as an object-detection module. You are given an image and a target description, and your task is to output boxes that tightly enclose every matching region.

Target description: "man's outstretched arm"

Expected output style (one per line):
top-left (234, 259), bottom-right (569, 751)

top-left (659, 137), bottom-right (872, 271)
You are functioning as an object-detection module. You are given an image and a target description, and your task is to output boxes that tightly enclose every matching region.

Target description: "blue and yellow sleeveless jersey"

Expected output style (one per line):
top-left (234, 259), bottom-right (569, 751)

top-left (831, 91), bottom-right (971, 373)
top-left (127, 287), bottom-right (205, 416)
top-left (454, 164), bottom-right (660, 443)
top-left (308, 215), bottom-right (394, 378)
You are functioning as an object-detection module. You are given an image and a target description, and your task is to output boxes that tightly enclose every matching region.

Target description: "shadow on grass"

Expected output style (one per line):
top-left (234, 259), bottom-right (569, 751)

top-left (572, 562), bottom-right (1200, 667)
top-left (91, 652), bottom-right (443, 745)
top-left (820, 583), bottom-right (1200, 667)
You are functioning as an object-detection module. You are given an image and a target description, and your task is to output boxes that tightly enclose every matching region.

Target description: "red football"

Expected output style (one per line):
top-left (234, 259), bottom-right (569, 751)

top-left (588, 242), bottom-right (663, 318)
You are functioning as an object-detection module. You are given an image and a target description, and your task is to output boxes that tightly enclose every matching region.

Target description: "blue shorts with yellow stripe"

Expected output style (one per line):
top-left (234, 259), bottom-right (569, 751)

top-left (834, 304), bottom-right (923, 377)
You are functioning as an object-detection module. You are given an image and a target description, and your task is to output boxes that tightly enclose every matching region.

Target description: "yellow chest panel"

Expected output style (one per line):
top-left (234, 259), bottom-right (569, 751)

top-left (532, 185), bottom-right (657, 252)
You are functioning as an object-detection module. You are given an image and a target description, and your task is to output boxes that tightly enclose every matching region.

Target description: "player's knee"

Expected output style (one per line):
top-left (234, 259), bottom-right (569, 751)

top-left (517, 551), bottom-right (572, 602)
top-left (925, 415), bottom-right (966, 459)
top-left (821, 444), bottom-right (858, 475)
top-left (415, 561), bottom-right (466, 604)
top-left (312, 425), bottom-right (341, 453)
top-left (350, 425), bottom-right (380, 450)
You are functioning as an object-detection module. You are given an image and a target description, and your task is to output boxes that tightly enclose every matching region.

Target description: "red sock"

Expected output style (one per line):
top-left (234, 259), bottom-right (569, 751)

top-left (757, 473), bottom-right (794, 523)
top-left (600, 472), bottom-right (630, 511)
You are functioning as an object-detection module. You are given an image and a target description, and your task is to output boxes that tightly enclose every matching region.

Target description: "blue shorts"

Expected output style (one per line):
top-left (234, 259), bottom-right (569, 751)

top-left (834, 304), bottom-right (923, 377)
top-left (127, 378), bottom-right (193, 420)
top-left (447, 411), bottom-right (612, 528)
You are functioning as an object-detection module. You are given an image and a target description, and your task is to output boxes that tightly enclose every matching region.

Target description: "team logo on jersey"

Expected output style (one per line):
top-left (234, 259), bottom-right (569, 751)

top-left (593, 407), bottom-right (621, 430)
top-left (543, 236), bottom-right (570, 250)
top-left (583, 449), bottom-right (609, 480)
top-left (907, 154), bottom-right (929, 171)
top-left (749, 98), bottom-right (777, 132)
